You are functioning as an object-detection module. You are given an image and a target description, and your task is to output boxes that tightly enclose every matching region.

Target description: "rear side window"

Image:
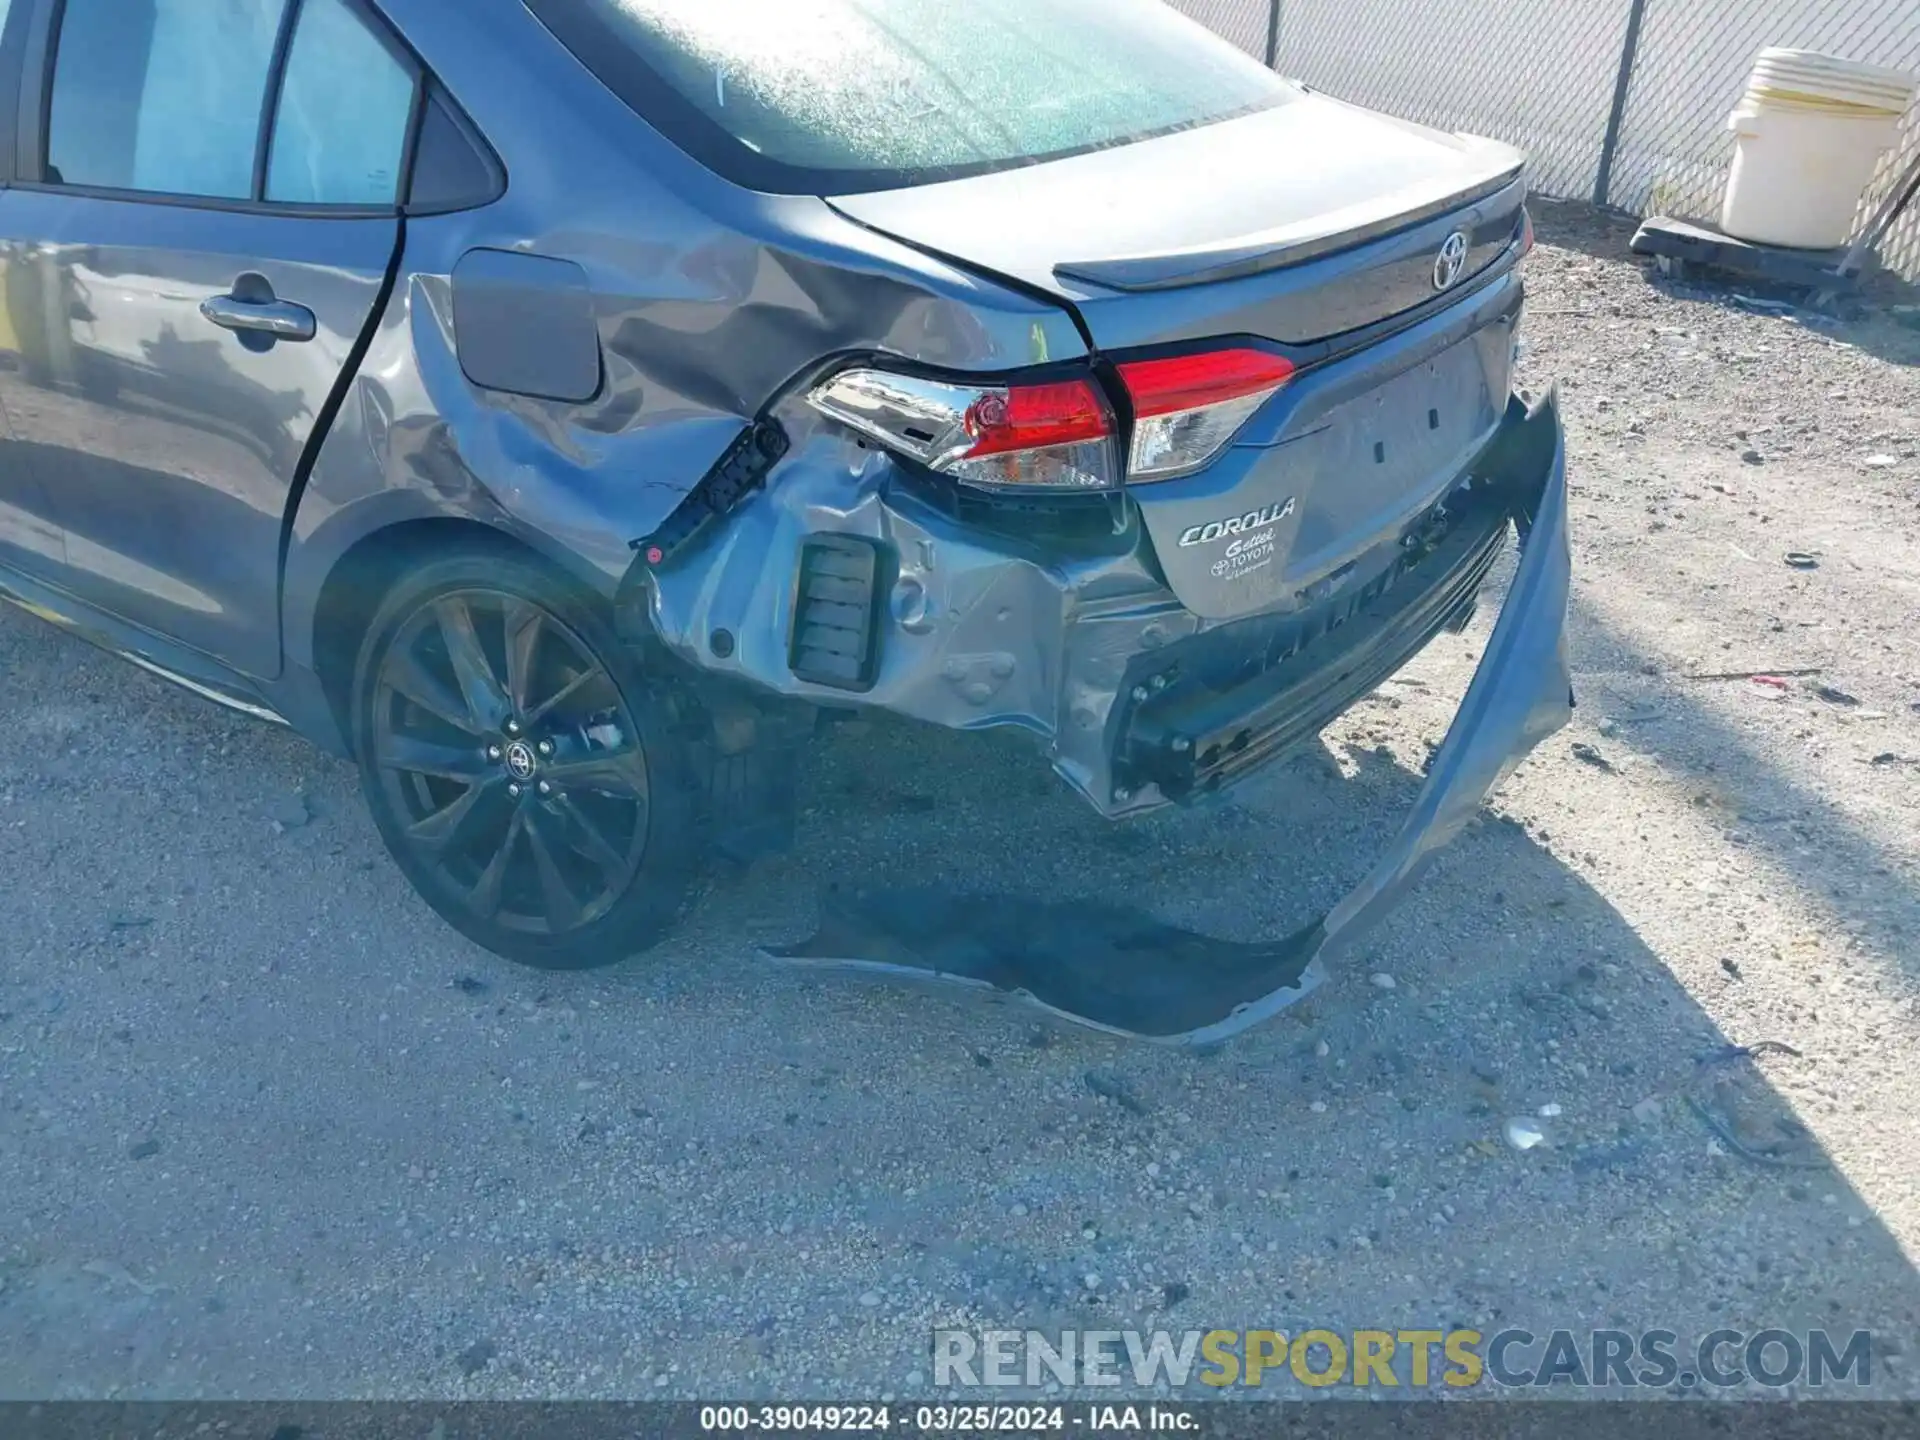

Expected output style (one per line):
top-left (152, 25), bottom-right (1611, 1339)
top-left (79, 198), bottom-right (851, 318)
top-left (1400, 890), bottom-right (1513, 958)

top-left (42, 0), bottom-right (429, 208)
top-left (267, 0), bottom-right (416, 204)
top-left (523, 0), bottom-right (1296, 194)
top-left (48, 0), bottom-right (285, 198)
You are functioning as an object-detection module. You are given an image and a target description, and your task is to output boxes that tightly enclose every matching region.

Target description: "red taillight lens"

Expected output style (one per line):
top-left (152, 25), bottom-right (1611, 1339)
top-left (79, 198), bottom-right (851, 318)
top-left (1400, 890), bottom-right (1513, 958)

top-left (963, 379), bottom-right (1111, 458)
top-left (1518, 208), bottom-right (1536, 258)
top-left (1117, 347), bottom-right (1295, 482)
top-left (807, 349), bottom-right (1292, 490)
top-left (1118, 349), bottom-right (1296, 418)
top-left (808, 368), bottom-right (1118, 491)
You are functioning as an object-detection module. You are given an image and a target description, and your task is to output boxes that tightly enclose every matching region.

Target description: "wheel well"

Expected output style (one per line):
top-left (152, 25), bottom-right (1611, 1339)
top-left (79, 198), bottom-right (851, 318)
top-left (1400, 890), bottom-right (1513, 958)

top-left (310, 518), bottom-right (548, 757)
top-left (312, 517), bottom-right (817, 863)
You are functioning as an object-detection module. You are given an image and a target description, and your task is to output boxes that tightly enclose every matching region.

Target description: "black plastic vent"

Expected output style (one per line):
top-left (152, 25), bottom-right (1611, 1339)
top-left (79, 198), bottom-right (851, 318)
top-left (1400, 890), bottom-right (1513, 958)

top-left (789, 536), bottom-right (883, 691)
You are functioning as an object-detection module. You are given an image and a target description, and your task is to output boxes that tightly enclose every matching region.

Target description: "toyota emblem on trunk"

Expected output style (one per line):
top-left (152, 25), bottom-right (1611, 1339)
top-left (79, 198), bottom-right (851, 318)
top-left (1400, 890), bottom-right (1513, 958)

top-left (1433, 231), bottom-right (1470, 291)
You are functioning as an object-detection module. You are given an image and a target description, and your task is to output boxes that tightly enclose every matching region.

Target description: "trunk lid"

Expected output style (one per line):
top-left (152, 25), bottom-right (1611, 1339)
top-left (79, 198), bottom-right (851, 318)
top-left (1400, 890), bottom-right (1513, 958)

top-left (828, 95), bottom-right (1528, 623)
top-left (827, 93), bottom-right (1526, 350)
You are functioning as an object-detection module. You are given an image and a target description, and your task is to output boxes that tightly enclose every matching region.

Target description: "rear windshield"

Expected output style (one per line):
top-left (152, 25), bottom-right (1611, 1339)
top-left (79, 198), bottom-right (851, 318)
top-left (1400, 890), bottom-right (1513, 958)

top-left (523, 0), bottom-right (1296, 194)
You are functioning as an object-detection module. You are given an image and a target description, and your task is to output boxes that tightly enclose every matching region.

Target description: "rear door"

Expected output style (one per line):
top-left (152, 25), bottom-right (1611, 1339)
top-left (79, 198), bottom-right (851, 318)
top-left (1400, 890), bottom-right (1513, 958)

top-left (0, 0), bottom-right (414, 677)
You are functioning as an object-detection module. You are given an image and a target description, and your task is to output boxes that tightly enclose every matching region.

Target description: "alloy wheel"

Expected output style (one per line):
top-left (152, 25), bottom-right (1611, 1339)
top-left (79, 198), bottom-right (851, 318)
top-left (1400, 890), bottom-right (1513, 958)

top-left (369, 589), bottom-right (653, 936)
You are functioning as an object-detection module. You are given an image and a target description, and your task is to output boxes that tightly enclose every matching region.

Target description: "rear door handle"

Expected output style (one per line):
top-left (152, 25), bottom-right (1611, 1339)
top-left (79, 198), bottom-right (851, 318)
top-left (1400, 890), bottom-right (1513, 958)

top-left (200, 292), bottom-right (316, 343)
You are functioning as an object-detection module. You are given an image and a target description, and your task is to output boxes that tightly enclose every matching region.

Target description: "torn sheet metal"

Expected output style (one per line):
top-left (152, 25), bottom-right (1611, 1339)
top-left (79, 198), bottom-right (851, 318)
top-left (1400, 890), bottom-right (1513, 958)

top-left (769, 888), bottom-right (1328, 1043)
top-left (767, 388), bottom-right (1572, 1047)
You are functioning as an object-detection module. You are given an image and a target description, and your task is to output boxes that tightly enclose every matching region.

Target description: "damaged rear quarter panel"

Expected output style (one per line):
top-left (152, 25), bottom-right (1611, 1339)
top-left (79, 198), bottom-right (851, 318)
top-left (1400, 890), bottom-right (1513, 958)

top-left (282, 0), bottom-right (1082, 673)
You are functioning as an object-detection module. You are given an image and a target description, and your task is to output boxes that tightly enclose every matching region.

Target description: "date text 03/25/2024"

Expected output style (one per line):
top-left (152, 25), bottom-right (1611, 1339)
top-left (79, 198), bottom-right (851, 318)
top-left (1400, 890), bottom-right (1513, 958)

top-left (698, 1405), bottom-right (1194, 1433)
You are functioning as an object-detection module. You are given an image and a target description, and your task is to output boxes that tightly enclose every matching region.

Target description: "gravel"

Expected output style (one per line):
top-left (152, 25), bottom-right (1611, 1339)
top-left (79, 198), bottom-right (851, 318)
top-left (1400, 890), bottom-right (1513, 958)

top-left (1, 200), bottom-right (1918, 1400)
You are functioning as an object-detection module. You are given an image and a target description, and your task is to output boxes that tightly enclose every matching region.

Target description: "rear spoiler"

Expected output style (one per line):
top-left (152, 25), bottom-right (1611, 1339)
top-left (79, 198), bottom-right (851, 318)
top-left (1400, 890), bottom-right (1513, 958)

top-left (1055, 155), bottom-right (1527, 293)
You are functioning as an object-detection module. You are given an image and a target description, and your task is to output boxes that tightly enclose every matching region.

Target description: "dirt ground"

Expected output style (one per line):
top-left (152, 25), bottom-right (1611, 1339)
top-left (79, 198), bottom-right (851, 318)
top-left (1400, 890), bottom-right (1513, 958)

top-left (1, 201), bottom-right (1918, 1401)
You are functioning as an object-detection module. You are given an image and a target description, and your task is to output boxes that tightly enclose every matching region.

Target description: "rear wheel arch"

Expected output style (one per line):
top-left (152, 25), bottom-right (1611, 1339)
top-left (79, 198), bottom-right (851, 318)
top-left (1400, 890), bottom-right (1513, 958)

top-left (310, 518), bottom-right (587, 758)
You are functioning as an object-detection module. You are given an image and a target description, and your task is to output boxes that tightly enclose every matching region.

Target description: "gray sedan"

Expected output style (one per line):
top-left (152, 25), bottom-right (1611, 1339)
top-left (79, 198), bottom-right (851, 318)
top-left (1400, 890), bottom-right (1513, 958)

top-left (0, 0), bottom-right (1569, 1043)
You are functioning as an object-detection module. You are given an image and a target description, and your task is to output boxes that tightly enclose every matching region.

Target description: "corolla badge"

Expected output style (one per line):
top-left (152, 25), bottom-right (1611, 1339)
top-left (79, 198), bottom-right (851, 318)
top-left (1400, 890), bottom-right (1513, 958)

top-left (1178, 497), bottom-right (1296, 548)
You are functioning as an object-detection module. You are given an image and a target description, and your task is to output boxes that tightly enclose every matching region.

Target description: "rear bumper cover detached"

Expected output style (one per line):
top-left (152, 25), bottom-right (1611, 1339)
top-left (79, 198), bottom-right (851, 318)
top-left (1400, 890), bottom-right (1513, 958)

top-left (647, 387), bottom-right (1571, 1046)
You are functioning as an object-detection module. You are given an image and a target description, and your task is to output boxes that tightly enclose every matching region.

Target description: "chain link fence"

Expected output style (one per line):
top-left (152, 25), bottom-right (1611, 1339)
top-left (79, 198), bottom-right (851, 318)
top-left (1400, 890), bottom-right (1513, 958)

top-left (1168, 0), bottom-right (1920, 281)
top-left (1608, 0), bottom-right (1920, 276)
top-left (1272, 0), bottom-right (1633, 202)
top-left (1166, 0), bottom-right (1272, 59)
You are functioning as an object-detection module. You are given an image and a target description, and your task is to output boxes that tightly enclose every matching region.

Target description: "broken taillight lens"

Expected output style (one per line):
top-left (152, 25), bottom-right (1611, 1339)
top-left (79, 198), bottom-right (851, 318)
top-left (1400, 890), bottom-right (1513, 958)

top-left (807, 368), bottom-right (1119, 492)
top-left (1117, 348), bottom-right (1296, 482)
top-left (808, 347), bottom-right (1294, 491)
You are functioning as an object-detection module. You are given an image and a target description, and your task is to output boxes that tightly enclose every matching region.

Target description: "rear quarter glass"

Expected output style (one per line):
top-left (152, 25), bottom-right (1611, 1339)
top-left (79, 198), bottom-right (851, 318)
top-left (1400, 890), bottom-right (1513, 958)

top-left (521, 0), bottom-right (1298, 193)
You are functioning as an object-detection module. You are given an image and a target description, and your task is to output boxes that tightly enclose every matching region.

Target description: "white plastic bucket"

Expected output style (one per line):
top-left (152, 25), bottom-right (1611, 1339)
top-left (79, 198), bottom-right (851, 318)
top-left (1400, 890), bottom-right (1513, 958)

top-left (1719, 48), bottom-right (1915, 250)
top-left (1743, 49), bottom-right (1914, 112)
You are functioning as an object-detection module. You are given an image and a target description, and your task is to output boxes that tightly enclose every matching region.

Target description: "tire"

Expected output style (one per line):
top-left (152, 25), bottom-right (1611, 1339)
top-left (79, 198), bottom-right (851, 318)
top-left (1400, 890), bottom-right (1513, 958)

top-left (349, 546), bottom-right (703, 969)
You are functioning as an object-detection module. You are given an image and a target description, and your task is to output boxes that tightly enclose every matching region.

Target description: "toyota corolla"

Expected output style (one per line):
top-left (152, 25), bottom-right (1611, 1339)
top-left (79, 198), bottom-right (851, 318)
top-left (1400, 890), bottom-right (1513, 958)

top-left (0, 0), bottom-right (1571, 1043)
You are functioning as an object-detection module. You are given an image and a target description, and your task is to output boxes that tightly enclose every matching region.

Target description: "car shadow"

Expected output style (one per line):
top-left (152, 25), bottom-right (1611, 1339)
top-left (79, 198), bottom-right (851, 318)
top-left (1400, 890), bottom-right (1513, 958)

top-left (640, 663), bottom-right (1920, 1393)
top-left (1563, 593), bottom-right (1920, 991)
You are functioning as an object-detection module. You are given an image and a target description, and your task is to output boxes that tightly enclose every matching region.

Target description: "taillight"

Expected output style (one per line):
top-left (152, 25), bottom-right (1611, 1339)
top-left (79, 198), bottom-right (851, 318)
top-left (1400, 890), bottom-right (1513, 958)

top-left (807, 369), bottom-right (1118, 492)
top-left (806, 346), bottom-right (1294, 491)
top-left (1118, 348), bottom-right (1295, 482)
top-left (1517, 207), bottom-right (1536, 259)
